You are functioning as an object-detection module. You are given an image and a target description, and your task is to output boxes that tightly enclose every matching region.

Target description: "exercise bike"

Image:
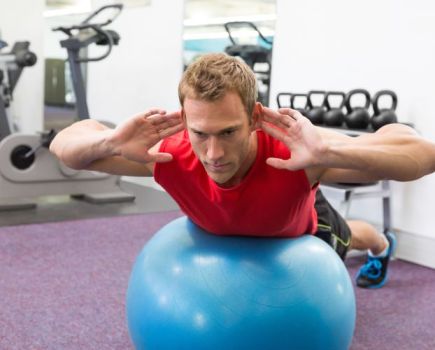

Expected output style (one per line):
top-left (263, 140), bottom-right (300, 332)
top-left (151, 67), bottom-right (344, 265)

top-left (0, 4), bottom-right (135, 211)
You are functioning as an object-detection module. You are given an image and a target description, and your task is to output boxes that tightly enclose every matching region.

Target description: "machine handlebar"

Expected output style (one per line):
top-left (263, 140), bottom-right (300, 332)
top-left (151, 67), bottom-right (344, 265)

top-left (52, 3), bottom-right (123, 63)
top-left (53, 4), bottom-right (123, 36)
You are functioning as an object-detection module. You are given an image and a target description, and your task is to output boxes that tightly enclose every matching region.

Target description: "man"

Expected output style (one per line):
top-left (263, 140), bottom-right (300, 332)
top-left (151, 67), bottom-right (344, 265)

top-left (50, 53), bottom-right (435, 289)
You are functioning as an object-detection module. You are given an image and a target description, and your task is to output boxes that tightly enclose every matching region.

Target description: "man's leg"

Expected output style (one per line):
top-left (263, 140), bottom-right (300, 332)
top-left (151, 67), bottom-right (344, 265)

top-left (347, 220), bottom-right (387, 253)
top-left (314, 189), bottom-right (396, 289)
top-left (314, 190), bottom-right (352, 261)
top-left (348, 220), bottom-right (396, 289)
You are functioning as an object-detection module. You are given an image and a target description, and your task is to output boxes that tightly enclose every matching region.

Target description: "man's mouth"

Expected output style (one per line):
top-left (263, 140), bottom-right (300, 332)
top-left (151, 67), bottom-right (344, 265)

top-left (205, 163), bottom-right (230, 173)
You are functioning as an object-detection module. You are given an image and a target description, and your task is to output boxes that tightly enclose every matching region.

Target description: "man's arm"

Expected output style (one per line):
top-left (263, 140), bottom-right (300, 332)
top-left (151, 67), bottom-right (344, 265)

top-left (260, 107), bottom-right (435, 185)
top-left (315, 123), bottom-right (435, 183)
top-left (49, 109), bottom-right (184, 176)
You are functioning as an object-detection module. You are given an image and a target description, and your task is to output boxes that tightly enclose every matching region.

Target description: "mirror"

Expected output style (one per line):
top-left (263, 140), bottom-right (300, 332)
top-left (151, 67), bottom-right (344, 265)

top-left (44, 0), bottom-right (93, 130)
top-left (43, 0), bottom-right (150, 131)
top-left (183, 0), bottom-right (276, 106)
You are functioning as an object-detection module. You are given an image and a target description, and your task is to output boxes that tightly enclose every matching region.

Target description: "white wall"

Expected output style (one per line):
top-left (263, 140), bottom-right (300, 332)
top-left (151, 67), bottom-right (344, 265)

top-left (86, 0), bottom-right (185, 125)
top-left (44, 14), bottom-right (85, 59)
top-left (0, 0), bottom-right (45, 133)
top-left (271, 0), bottom-right (435, 265)
top-left (1, 0), bottom-right (184, 131)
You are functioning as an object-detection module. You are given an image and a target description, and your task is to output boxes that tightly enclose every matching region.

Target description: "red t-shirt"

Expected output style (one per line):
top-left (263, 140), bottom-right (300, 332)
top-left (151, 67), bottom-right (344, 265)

top-left (154, 129), bottom-right (318, 237)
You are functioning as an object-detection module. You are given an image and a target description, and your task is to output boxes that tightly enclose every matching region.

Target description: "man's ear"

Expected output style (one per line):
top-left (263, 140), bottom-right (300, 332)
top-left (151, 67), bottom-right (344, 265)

top-left (180, 108), bottom-right (187, 126)
top-left (250, 102), bottom-right (263, 130)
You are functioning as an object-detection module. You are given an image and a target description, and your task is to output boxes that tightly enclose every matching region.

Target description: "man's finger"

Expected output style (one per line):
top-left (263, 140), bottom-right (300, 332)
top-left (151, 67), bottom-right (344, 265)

top-left (158, 123), bottom-right (185, 139)
top-left (142, 108), bottom-right (166, 118)
top-left (262, 115), bottom-right (290, 130)
top-left (278, 108), bottom-right (300, 121)
top-left (266, 157), bottom-right (290, 170)
top-left (148, 152), bottom-right (174, 163)
top-left (148, 114), bottom-right (183, 127)
top-left (262, 108), bottom-right (296, 129)
top-left (165, 110), bottom-right (182, 119)
top-left (260, 121), bottom-right (288, 142)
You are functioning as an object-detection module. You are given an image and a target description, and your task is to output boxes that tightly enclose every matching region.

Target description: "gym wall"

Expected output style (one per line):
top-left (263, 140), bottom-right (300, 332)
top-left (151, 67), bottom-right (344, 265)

top-left (0, 0), bottom-right (45, 134)
top-left (271, 0), bottom-right (435, 267)
top-left (10, 0), bottom-right (183, 131)
top-left (86, 0), bottom-right (184, 125)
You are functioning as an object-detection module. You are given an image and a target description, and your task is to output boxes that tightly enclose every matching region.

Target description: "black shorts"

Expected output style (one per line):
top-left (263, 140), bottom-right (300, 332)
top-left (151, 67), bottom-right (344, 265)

top-left (314, 189), bottom-right (352, 260)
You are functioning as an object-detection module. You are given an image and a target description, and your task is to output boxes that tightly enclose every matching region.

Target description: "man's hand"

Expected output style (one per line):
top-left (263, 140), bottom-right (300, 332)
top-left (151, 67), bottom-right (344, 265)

top-left (108, 108), bottom-right (184, 164)
top-left (259, 107), bottom-right (327, 171)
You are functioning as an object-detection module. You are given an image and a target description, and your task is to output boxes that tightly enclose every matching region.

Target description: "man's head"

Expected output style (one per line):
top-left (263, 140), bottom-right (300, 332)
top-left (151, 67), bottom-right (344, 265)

top-left (179, 53), bottom-right (258, 119)
top-left (178, 53), bottom-right (262, 187)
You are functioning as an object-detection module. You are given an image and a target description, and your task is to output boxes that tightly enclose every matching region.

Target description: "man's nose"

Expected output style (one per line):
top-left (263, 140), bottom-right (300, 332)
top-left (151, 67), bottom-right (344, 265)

top-left (206, 136), bottom-right (224, 161)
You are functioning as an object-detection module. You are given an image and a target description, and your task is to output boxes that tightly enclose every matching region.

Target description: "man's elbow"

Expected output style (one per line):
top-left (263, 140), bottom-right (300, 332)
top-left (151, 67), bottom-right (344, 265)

top-left (376, 123), bottom-right (418, 136)
top-left (394, 159), bottom-right (435, 182)
top-left (49, 137), bottom-right (83, 170)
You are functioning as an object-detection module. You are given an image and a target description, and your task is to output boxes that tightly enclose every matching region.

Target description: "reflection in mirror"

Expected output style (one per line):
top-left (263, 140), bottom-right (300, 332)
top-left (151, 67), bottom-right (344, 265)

top-left (43, 1), bottom-right (132, 130)
top-left (183, 0), bottom-right (276, 106)
top-left (44, 0), bottom-right (92, 130)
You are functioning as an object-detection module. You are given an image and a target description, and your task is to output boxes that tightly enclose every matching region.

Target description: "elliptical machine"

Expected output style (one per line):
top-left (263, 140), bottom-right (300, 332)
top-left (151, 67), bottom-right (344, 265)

top-left (0, 4), bottom-right (134, 211)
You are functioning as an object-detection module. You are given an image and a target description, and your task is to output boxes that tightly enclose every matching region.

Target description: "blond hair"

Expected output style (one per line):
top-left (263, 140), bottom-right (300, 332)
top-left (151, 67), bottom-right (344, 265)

top-left (178, 53), bottom-right (258, 117)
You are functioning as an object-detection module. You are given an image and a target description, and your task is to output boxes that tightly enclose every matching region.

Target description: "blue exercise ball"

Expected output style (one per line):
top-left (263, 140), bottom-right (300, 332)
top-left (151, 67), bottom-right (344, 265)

top-left (126, 217), bottom-right (356, 350)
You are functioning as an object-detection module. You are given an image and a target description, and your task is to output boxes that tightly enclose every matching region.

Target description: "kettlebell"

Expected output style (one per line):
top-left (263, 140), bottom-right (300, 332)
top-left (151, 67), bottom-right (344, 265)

top-left (276, 92), bottom-right (308, 116)
top-left (290, 93), bottom-right (309, 117)
top-left (276, 92), bottom-right (292, 108)
top-left (323, 91), bottom-right (346, 127)
top-left (344, 89), bottom-right (371, 129)
top-left (305, 90), bottom-right (327, 125)
top-left (371, 90), bottom-right (398, 131)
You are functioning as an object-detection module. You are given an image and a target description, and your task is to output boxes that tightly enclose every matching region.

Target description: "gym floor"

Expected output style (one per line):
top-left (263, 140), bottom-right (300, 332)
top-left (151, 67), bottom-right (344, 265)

top-left (0, 180), bottom-right (179, 227)
top-left (1, 208), bottom-right (434, 349)
top-left (1, 109), bottom-right (433, 349)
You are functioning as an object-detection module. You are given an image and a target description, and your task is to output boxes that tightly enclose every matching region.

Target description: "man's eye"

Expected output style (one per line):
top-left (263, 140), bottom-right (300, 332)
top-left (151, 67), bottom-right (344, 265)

top-left (194, 131), bottom-right (206, 138)
top-left (222, 130), bottom-right (234, 137)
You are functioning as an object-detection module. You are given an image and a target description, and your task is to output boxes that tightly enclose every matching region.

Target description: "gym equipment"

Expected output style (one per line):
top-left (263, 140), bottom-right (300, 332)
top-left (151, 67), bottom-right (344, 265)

top-left (305, 90), bottom-right (326, 125)
top-left (344, 88), bottom-right (371, 129)
top-left (276, 92), bottom-right (308, 116)
top-left (0, 4), bottom-right (134, 211)
top-left (224, 21), bottom-right (273, 106)
top-left (371, 90), bottom-right (398, 131)
top-left (53, 4), bottom-right (122, 120)
top-left (290, 93), bottom-right (308, 117)
top-left (321, 180), bottom-right (392, 234)
top-left (323, 91), bottom-right (346, 127)
top-left (276, 92), bottom-right (292, 108)
top-left (0, 41), bottom-right (37, 139)
top-left (127, 217), bottom-right (356, 350)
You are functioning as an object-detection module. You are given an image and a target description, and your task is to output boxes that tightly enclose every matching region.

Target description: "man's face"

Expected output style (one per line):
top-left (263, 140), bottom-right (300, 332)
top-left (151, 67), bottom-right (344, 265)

top-left (183, 92), bottom-right (257, 187)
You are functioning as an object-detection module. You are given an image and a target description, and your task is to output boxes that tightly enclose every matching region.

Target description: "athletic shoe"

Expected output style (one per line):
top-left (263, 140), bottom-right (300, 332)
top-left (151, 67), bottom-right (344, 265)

top-left (355, 231), bottom-right (397, 289)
